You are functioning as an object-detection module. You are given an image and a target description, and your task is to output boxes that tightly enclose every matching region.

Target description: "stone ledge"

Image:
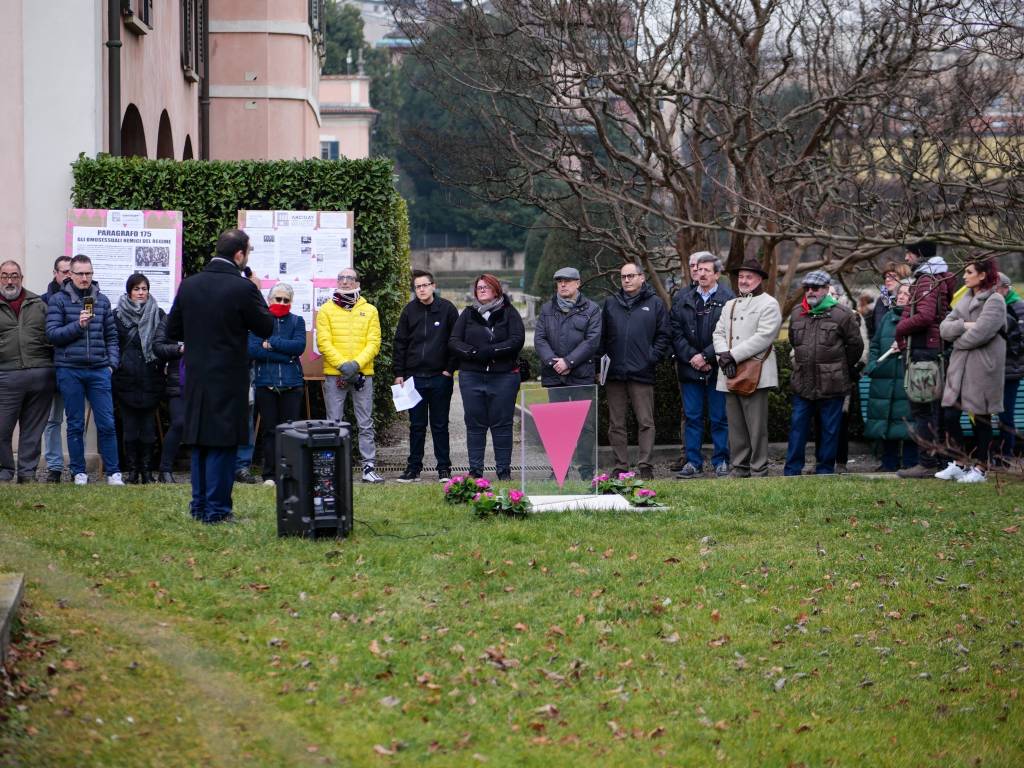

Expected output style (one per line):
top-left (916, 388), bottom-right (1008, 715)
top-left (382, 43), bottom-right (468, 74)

top-left (0, 573), bottom-right (25, 663)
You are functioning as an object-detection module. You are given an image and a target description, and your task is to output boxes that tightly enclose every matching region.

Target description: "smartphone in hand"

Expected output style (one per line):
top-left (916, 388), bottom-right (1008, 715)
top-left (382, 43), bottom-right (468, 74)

top-left (83, 296), bottom-right (95, 318)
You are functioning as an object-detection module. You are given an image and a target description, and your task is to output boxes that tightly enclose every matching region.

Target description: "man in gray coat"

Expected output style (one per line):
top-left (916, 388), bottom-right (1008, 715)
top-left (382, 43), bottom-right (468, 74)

top-left (534, 267), bottom-right (602, 480)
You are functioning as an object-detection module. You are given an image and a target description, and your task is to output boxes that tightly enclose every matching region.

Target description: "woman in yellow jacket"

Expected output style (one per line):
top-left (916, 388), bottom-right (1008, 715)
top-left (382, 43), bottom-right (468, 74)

top-left (316, 268), bottom-right (383, 483)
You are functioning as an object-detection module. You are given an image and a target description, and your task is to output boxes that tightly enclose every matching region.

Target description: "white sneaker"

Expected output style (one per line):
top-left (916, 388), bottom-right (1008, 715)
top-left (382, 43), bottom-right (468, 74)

top-left (74, 473), bottom-right (88, 485)
top-left (934, 462), bottom-right (966, 481)
top-left (263, 478), bottom-right (276, 487)
top-left (957, 466), bottom-right (987, 484)
top-left (361, 465), bottom-right (384, 484)
top-left (107, 472), bottom-right (125, 486)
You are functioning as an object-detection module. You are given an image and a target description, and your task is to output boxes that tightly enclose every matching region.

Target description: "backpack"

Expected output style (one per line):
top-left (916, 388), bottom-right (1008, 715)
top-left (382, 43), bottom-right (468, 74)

top-left (1007, 302), bottom-right (1024, 361)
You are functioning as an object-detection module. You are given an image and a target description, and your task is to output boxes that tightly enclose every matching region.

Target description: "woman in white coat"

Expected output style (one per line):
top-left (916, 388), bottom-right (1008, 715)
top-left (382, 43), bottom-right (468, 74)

top-left (935, 258), bottom-right (1006, 483)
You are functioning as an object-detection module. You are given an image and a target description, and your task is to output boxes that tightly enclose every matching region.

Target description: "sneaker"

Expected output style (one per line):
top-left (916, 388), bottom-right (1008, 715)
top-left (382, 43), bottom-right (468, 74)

top-left (362, 465), bottom-right (384, 484)
top-left (234, 469), bottom-right (258, 484)
top-left (74, 473), bottom-right (88, 485)
top-left (46, 469), bottom-right (62, 484)
top-left (896, 464), bottom-right (937, 479)
top-left (957, 466), bottom-right (987, 483)
top-left (714, 462), bottom-right (730, 478)
top-left (107, 472), bottom-right (125, 486)
top-left (437, 470), bottom-right (451, 483)
top-left (934, 461), bottom-right (966, 481)
top-left (262, 478), bottom-right (276, 487)
top-left (396, 469), bottom-right (421, 483)
top-left (674, 462), bottom-right (702, 479)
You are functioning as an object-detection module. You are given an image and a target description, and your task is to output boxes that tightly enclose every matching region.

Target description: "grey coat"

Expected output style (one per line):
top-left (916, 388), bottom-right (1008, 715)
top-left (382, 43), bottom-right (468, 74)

top-left (939, 289), bottom-right (1006, 414)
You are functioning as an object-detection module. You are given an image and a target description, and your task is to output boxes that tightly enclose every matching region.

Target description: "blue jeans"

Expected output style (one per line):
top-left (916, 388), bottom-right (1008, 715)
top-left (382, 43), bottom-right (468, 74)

top-left (191, 446), bottom-right (236, 523)
top-left (235, 403), bottom-right (255, 472)
top-left (56, 367), bottom-right (119, 476)
top-left (459, 370), bottom-right (520, 475)
top-left (784, 394), bottom-right (844, 476)
top-left (879, 439), bottom-right (919, 471)
top-left (406, 374), bottom-right (454, 474)
top-left (681, 380), bottom-right (729, 469)
top-left (44, 392), bottom-right (64, 471)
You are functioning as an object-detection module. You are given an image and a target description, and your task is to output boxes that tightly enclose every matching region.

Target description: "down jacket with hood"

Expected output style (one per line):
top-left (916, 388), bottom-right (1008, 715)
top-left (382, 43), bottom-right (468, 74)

top-left (895, 256), bottom-right (957, 358)
top-left (45, 280), bottom-right (119, 369)
top-left (601, 283), bottom-right (671, 385)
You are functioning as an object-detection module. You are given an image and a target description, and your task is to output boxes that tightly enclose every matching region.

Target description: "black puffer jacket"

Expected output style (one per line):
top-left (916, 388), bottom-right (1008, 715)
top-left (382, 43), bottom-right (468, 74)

top-left (601, 284), bottom-right (671, 385)
top-left (448, 297), bottom-right (525, 374)
top-left (113, 309), bottom-right (167, 410)
top-left (153, 316), bottom-right (184, 398)
top-left (788, 302), bottom-right (865, 400)
top-left (670, 283), bottom-right (735, 384)
top-left (534, 292), bottom-right (602, 386)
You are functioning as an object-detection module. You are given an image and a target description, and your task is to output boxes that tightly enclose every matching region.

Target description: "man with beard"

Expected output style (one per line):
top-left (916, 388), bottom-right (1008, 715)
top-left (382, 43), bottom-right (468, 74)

top-left (783, 270), bottom-right (864, 475)
top-left (0, 260), bottom-right (55, 483)
top-left (166, 229), bottom-right (274, 523)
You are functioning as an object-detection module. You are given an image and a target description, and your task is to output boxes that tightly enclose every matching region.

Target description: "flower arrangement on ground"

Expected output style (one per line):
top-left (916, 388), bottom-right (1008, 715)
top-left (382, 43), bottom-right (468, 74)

top-left (472, 488), bottom-right (531, 518)
top-left (444, 475), bottom-right (488, 505)
top-left (592, 472), bottom-right (659, 507)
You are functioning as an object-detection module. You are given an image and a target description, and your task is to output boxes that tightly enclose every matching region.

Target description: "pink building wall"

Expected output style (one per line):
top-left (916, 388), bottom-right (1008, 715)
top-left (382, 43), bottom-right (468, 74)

top-left (319, 75), bottom-right (375, 159)
top-left (208, 0), bottom-right (322, 160)
top-left (0, 1), bottom-right (27, 267)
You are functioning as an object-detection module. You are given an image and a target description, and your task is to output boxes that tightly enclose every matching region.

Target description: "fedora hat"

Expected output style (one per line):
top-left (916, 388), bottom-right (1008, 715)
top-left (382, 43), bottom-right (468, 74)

top-left (729, 257), bottom-right (769, 280)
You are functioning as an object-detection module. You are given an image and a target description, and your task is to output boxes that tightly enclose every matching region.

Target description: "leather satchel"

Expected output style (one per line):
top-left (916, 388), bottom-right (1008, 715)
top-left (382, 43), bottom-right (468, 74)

top-left (725, 301), bottom-right (769, 396)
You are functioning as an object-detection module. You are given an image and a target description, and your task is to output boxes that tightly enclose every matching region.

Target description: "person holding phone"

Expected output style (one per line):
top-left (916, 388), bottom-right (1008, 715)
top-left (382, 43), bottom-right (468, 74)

top-left (45, 254), bottom-right (123, 485)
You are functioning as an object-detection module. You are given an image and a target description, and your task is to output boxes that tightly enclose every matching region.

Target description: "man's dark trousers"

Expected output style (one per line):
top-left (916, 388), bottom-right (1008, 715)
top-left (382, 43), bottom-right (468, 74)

top-left (784, 394), bottom-right (844, 475)
top-left (406, 374), bottom-right (454, 475)
top-left (191, 446), bottom-right (236, 523)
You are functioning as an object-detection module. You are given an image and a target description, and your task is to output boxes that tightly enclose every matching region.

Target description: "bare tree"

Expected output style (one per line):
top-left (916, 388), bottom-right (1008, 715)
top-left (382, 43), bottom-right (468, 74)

top-left (394, 0), bottom-right (1024, 307)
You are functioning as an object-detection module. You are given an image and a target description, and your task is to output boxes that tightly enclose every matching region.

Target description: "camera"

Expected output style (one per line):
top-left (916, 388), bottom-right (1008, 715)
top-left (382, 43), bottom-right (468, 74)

top-left (352, 372), bottom-right (366, 391)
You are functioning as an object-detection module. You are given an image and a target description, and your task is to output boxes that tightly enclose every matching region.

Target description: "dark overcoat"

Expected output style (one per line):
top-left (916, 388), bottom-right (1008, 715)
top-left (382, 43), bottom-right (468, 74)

top-left (165, 259), bottom-right (274, 446)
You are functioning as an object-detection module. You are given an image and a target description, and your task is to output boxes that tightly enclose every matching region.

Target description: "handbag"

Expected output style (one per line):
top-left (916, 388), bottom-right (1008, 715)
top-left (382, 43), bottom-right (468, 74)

top-left (725, 301), bottom-right (770, 396)
top-left (516, 356), bottom-right (532, 382)
top-left (903, 351), bottom-right (944, 403)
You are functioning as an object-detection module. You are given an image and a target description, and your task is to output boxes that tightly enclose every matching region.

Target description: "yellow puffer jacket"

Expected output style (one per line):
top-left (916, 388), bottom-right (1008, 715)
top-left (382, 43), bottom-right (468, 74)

top-left (316, 296), bottom-right (381, 376)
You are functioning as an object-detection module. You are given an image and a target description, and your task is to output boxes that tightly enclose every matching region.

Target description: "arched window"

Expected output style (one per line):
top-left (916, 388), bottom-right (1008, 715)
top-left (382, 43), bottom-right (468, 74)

top-left (156, 110), bottom-right (174, 159)
top-left (183, 135), bottom-right (194, 160)
top-left (121, 104), bottom-right (148, 158)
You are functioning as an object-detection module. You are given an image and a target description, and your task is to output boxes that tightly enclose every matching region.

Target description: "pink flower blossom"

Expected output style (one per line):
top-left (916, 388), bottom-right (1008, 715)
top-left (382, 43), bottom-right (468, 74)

top-left (475, 478), bottom-right (491, 489)
top-left (636, 488), bottom-right (656, 498)
top-left (509, 489), bottom-right (524, 503)
top-left (451, 475), bottom-right (465, 484)
top-left (618, 471), bottom-right (636, 480)
top-left (472, 492), bottom-right (481, 502)
top-left (592, 473), bottom-right (609, 486)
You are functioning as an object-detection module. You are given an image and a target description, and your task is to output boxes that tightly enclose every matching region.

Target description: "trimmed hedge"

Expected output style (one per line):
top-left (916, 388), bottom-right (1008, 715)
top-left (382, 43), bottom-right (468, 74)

top-left (523, 340), bottom-right (863, 449)
top-left (71, 155), bottom-right (410, 438)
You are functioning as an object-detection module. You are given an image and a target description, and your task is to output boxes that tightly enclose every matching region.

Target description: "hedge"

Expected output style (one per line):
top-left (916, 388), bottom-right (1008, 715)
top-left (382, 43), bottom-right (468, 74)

top-left (71, 155), bottom-right (410, 439)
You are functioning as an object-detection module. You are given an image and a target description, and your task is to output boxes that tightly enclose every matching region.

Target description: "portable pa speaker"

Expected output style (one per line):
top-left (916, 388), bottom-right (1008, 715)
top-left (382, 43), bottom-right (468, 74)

top-left (275, 420), bottom-right (354, 538)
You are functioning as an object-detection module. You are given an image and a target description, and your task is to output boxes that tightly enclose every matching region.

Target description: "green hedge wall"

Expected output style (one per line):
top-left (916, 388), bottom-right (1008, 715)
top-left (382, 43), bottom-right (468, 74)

top-left (71, 155), bottom-right (410, 439)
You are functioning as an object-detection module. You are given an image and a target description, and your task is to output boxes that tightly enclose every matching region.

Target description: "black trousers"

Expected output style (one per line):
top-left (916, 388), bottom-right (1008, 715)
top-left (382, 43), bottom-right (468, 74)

top-left (943, 407), bottom-right (993, 468)
top-left (159, 395), bottom-right (184, 472)
top-left (255, 386), bottom-right (303, 479)
top-left (120, 403), bottom-right (157, 444)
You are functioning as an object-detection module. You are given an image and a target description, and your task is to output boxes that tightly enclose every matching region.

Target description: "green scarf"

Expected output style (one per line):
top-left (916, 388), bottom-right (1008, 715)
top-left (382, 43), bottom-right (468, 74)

top-left (803, 293), bottom-right (838, 316)
top-left (1005, 288), bottom-right (1022, 305)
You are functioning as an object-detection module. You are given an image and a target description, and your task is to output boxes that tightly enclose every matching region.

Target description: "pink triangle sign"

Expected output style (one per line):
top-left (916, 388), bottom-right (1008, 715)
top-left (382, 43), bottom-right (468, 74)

top-left (530, 399), bottom-right (593, 488)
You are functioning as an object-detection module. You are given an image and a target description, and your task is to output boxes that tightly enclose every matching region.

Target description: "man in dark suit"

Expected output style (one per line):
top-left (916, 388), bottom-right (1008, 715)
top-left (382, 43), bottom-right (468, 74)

top-left (166, 229), bottom-right (274, 523)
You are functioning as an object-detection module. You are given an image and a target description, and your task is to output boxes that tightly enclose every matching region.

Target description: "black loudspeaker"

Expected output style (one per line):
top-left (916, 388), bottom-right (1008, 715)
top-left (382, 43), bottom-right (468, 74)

top-left (275, 420), bottom-right (354, 538)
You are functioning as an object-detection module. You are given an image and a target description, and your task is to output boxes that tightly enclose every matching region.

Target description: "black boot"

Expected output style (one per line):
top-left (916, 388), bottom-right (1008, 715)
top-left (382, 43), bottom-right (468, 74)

top-left (124, 441), bottom-right (141, 484)
top-left (139, 443), bottom-right (156, 484)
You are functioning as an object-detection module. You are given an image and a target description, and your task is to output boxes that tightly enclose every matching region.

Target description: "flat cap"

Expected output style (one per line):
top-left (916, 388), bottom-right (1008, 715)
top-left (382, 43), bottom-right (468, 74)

top-left (801, 269), bottom-right (832, 287)
top-left (553, 267), bottom-right (580, 280)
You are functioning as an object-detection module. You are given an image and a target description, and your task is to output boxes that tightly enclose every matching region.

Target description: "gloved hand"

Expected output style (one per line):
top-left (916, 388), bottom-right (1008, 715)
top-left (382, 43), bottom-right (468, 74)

top-left (340, 360), bottom-right (360, 381)
top-left (717, 352), bottom-right (738, 379)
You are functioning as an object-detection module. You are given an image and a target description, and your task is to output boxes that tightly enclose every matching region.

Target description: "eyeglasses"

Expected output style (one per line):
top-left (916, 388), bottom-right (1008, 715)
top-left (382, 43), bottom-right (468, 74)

top-left (413, 282), bottom-right (433, 290)
top-left (272, 296), bottom-right (291, 304)
top-left (71, 271), bottom-right (93, 277)
top-left (0, 273), bottom-right (22, 281)
top-left (56, 268), bottom-right (71, 275)
top-left (620, 273), bottom-right (641, 280)
top-left (337, 275), bottom-right (358, 283)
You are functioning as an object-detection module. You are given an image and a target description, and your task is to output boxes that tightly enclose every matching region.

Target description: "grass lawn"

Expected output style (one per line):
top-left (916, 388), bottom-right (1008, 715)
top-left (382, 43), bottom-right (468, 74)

top-left (1, 477), bottom-right (1022, 766)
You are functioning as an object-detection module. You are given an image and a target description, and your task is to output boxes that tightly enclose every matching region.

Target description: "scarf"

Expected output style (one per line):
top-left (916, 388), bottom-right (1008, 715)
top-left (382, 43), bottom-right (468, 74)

top-left (801, 293), bottom-right (838, 316)
top-left (473, 296), bottom-right (504, 320)
top-left (1, 290), bottom-right (25, 316)
top-left (556, 294), bottom-right (578, 313)
top-left (878, 285), bottom-right (893, 308)
top-left (116, 293), bottom-right (161, 362)
top-left (619, 289), bottom-right (644, 309)
top-left (1005, 288), bottom-right (1022, 305)
top-left (333, 289), bottom-right (360, 309)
